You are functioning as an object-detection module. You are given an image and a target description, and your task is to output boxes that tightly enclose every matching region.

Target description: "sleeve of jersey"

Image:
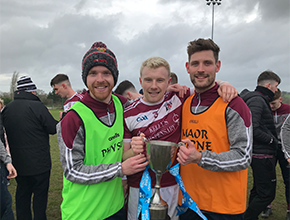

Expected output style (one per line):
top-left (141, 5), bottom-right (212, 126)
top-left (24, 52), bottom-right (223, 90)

top-left (199, 97), bottom-right (253, 172)
top-left (123, 116), bottom-right (132, 143)
top-left (0, 140), bottom-right (11, 164)
top-left (57, 111), bottom-right (123, 184)
top-left (281, 114), bottom-right (290, 159)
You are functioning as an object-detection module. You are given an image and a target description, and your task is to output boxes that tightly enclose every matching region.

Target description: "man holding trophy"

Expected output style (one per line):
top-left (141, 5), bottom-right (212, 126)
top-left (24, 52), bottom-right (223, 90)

top-left (123, 56), bottom-right (238, 220)
top-left (177, 38), bottom-right (253, 220)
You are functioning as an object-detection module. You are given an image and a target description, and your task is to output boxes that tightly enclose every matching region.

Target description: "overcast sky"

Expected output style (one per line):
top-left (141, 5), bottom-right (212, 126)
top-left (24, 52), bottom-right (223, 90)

top-left (0, 0), bottom-right (289, 95)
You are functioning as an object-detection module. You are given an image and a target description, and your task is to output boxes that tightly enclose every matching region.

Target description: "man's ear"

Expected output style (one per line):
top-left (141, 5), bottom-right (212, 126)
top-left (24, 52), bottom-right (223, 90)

top-left (126, 91), bottom-right (132, 100)
top-left (185, 62), bottom-right (190, 74)
top-left (279, 97), bottom-right (283, 103)
top-left (215, 60), bottom-right (221, 73)
top-left (265, 82), bottom-right (271, 89)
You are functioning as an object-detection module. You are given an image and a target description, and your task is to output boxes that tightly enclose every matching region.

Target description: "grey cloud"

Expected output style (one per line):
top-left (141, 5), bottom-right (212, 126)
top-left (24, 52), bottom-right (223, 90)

top-left (0, 0), bottom-right (289, 94)
top-left (74, 0), bottom-right (88, 12)
top-left (0, 11), bottom-right (124, 92)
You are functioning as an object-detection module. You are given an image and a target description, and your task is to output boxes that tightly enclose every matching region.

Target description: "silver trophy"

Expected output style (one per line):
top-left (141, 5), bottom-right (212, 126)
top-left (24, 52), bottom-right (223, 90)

top-left (144, 139), bottom-right (179, 220)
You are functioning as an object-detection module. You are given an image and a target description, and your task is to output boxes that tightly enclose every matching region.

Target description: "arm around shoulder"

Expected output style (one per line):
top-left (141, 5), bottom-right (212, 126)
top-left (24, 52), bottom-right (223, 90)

top-left (216, 80), bottom-right (238, 103)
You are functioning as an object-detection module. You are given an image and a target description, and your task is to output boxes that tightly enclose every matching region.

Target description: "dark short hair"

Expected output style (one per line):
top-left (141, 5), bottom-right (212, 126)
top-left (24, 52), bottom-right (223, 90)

top-left (257, 70), bottom-right (281, 85)
top-left (114, 80), bottom-right (136, 95)
top-left (273, 88), bottom-right (281, 100)
top-left (170, 72), bottom-right (178, 84)
top-left (50, 74), bottom-right (69, 87)
top-left (187, 38), bottom-right (220, 63)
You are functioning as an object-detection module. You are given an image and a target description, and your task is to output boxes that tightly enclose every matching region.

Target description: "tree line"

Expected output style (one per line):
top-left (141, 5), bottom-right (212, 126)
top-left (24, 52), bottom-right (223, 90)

top-left (1, 72), bottom-right (290, 108)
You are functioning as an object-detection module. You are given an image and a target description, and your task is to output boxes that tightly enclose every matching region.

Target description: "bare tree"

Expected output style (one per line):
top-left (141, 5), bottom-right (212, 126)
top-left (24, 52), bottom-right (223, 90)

top-left (10, 71), bottom-right (19, 99)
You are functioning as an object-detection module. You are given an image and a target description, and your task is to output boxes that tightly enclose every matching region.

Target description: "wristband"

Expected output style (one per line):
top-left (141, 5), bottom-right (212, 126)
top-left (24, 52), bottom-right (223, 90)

top-left (122, 148), bottom-right (135, 161)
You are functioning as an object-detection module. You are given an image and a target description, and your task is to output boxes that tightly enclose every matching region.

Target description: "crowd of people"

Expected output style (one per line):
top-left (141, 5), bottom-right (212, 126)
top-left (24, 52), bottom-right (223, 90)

top-left (0, 38), bottom-right (289, 220)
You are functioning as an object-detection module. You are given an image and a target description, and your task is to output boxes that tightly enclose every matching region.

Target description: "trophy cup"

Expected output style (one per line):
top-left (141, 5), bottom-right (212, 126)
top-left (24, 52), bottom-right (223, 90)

top-left (144, 139), bottom-right (178, 220)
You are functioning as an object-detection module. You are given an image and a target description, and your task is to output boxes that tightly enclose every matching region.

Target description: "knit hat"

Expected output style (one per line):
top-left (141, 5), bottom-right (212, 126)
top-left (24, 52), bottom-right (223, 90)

top-left (16, 76), bottom-right (37, 92)
top-left (82, 42), bottom-right (119, 86)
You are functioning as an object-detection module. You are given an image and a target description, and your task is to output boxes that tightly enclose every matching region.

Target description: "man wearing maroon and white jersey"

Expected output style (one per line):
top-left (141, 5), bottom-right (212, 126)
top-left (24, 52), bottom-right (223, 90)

top-left (50, 74), bottom-right (84, 118)
top-left (63, 92), bottom-right (84, 111)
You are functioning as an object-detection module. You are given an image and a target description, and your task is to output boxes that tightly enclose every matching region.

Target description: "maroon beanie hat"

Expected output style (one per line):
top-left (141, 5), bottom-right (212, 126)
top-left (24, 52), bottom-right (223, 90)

top-left (82, 42), bottom-right (118, 86)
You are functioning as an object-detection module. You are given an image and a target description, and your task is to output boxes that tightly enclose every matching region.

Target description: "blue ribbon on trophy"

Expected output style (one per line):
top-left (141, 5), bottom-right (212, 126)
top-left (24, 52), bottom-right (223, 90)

top-left (137, 165), bottom-right (151, 220)
top-left (169, 163), bottom-right (207, 220)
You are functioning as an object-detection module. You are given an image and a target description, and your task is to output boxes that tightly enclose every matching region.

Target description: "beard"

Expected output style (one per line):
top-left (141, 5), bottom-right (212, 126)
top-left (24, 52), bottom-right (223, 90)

top-left (191, 73), bottom-right (215, 93)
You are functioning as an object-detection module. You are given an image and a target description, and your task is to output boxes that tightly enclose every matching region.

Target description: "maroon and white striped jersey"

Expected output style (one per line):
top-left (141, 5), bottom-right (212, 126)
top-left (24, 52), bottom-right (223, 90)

top-left (63, 92), bottom-right (84, 111)
top-left (123, 90), bottom-right (191, 188)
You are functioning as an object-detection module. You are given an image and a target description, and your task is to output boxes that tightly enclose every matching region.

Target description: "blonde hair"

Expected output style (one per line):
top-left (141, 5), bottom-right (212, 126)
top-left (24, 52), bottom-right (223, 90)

top-left (140, 57), bottom-right (170, 77)
top-left (0, 98), bottom-right (4, 110)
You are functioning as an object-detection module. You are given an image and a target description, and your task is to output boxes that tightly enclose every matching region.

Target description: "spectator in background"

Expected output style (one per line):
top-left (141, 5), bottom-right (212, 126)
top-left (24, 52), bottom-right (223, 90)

top-left (50, 73), bottom-right (83, 118)
top-left (2, 76), bottom-right (58, 220)
top-left (0, 98), bottom-right (12, 181)
top-left (241, 70), bottom-right (281, 220)
top-left (114, 80), bottom-right (142, 102)
top-left (263, 89), bottom-right (290, 219)
top-left (170, 72), bottom-right (178, 85)
top-left (0, 111), bottom-right (17, 220)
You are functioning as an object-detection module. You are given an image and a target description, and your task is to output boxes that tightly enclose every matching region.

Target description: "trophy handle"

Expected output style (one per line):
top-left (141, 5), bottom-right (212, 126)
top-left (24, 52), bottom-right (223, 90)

top-left (168, 142), bottom-right (186, 168)
top-left (177, 142), bottom-right (186, 148)
top-left (142, 136), bottom-right (148, 143)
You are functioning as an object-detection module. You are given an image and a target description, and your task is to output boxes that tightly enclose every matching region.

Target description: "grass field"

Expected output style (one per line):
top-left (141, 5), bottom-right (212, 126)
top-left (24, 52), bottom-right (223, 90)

top-left (7, 109), bottom-right (287, 220)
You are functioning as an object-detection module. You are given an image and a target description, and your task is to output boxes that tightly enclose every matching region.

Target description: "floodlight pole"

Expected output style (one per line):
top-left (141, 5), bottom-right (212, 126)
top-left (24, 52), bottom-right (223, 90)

top-left (211, 3), bottom-right (214, 40)
top-left (206, 0), bottom-right (222, 41)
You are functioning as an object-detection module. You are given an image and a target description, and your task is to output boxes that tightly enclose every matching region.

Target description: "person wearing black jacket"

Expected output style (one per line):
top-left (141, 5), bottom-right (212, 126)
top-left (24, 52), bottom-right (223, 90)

top-left (2, 76), bottom-right (58, 220)
top-left (241, 70), bottom-right (281, 220)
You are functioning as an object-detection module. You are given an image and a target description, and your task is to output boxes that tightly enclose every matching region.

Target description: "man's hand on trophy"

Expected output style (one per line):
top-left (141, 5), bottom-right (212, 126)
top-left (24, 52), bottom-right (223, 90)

top-left (131, 133), bottom-right (146, 155)
top-left (121, 154), bottom-right (149, 175)
top-left (177, 138), bottom-right (202, 165)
